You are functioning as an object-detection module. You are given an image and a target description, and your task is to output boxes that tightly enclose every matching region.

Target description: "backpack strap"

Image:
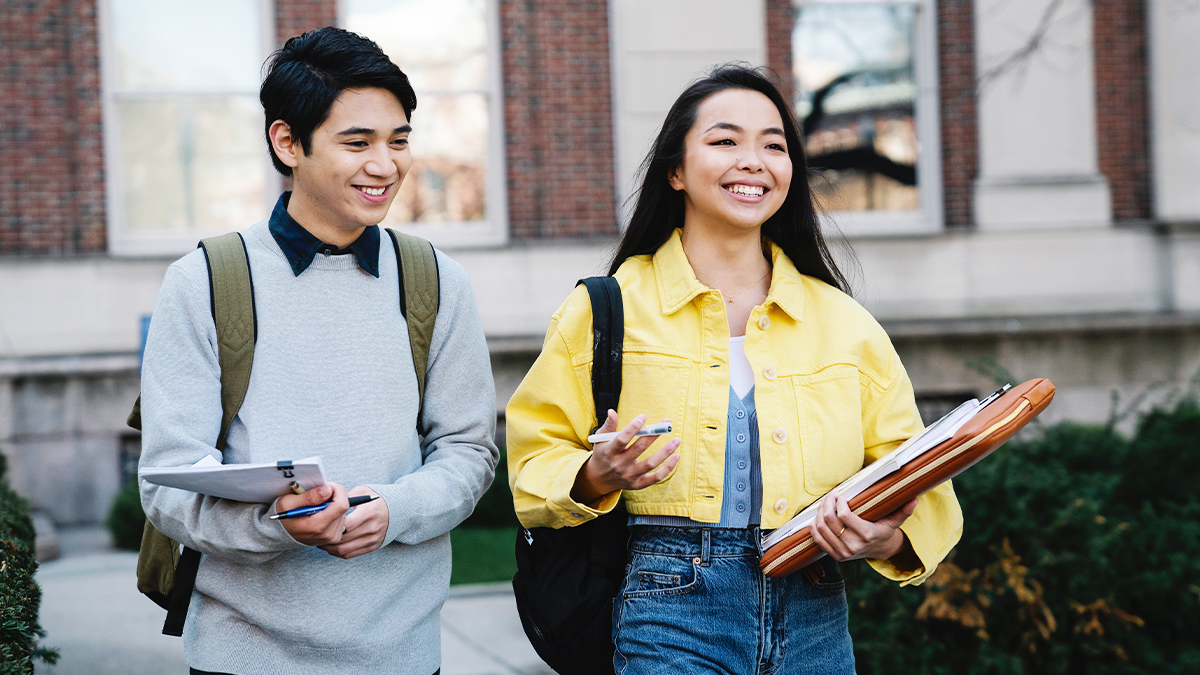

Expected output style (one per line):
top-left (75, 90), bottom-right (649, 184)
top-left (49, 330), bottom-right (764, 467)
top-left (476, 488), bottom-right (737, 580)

top-left (156, 232), bottom-right (256, 637)
top-left (386, 228), bottom-right (440, 413)
top-left (199, 232), bottom-right (257, 451)
top-left (576, 277), bottom-right (624, 428)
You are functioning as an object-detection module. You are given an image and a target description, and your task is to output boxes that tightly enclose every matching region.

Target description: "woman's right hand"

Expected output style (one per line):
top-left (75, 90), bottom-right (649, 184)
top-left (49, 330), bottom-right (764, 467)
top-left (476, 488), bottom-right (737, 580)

top-left (571, 410), bottom-right (681, 505)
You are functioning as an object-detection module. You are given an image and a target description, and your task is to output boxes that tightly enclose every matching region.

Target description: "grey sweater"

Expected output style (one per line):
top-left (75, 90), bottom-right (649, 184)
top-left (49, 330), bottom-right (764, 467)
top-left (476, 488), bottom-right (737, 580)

top-left (139, 220), bottom-right (498, 675)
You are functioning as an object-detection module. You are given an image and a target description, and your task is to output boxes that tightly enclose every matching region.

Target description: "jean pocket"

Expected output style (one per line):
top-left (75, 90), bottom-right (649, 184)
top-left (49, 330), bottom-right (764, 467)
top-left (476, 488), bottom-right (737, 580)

top-left (623, 554), bottom-right (703, 598)
top-left (801, 557), bottom-right (845, 593)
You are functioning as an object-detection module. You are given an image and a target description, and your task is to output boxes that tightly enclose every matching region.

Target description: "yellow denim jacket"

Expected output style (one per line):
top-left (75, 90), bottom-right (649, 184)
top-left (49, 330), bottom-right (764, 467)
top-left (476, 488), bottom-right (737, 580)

top-left (506, 229), bottom-right (962, 584)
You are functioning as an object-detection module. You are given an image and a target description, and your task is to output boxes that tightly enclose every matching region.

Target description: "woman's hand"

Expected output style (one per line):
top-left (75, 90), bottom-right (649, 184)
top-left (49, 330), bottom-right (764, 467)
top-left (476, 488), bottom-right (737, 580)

top-left (809, 490), bottom-right (918, 562)
top-left (571, 410), bottom-right (681, 505)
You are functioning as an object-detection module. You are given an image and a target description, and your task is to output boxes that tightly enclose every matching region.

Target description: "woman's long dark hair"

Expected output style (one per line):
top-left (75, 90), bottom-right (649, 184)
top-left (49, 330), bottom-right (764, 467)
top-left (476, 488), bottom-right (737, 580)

top-left (607, 64), bottom-right (851, 294)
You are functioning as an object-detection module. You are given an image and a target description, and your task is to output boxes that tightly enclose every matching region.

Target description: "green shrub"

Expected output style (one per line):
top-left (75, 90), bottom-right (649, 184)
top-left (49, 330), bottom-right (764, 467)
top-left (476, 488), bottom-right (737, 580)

top-left (0, 454), bottom-right (58, 673)
top-left (848, 399), bottom-right (1200, 674)
top-left (106, 480), bottom-right (146, 551)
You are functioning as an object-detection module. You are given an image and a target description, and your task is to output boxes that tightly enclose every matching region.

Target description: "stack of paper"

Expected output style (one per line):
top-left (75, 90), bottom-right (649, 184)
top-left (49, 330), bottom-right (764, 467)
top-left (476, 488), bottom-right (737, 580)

top-left (140, 455), bottom-right (327, 504)
top-left (762, 386), bottom-right (1009, 550)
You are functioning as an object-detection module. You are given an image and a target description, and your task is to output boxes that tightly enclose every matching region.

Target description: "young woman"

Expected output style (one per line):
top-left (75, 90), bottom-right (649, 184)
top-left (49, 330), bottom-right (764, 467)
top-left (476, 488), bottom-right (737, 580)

top-left (506, 65), bottom-right (962, 674)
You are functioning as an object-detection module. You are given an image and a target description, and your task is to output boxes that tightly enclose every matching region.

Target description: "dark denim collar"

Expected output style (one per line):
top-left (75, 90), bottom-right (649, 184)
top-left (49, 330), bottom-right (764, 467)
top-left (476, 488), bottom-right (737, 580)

top-left (268, 192), bottom-right (380, 278)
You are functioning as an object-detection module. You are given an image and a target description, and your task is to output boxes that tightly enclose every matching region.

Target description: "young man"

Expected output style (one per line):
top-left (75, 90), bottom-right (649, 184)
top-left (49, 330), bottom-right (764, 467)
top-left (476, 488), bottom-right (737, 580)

top-left (139, 28), bottom-right (498, 675)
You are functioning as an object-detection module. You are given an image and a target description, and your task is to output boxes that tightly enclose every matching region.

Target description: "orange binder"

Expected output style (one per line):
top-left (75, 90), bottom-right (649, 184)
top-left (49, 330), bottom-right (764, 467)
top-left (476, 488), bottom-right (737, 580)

top-left (759, 378), bottom-right (1055, 578)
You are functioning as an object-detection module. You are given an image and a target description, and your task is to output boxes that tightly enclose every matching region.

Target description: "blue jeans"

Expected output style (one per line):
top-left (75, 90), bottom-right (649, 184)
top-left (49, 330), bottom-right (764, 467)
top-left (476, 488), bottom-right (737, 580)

top-left (613, 526), bottom-right (855, 675)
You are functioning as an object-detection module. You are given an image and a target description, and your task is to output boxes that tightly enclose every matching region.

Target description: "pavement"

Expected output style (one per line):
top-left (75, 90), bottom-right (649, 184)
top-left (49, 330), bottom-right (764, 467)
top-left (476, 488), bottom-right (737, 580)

top-left (34, 526), bottom-right (554, 675)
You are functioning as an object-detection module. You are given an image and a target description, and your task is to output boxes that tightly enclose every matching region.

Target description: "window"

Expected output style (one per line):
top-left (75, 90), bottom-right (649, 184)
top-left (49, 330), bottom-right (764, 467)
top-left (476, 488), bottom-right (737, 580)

top-left (342, 0), bottom-right (507, 247)
top-left (792, 0), bottom-right (941, 234)
top-left (101, 0), bottom-right (276, 255)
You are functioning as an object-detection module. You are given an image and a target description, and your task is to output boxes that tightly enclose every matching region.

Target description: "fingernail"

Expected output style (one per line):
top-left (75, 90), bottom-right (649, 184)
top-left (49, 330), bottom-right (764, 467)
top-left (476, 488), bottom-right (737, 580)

top-left (318, 486), bottom-right (331, 498)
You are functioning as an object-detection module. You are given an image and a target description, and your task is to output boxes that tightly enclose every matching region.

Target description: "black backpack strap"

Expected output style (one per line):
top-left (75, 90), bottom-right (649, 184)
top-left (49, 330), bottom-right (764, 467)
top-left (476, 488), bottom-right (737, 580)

top-left (161, 547), bottom-right (201, 636)
top-left (576, 277), bottom-right (623, 429)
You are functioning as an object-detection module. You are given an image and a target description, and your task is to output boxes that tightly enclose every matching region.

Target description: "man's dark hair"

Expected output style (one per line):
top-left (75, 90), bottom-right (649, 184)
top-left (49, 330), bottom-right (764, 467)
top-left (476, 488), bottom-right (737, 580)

top-left (260, 27), bottom-right (418, 176)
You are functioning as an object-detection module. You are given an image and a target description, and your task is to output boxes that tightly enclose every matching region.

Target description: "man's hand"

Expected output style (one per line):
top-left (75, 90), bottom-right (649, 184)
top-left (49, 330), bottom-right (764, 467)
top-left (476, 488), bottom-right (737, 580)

top-left (571, 411), bottom-right (680, 505)
top-left (319, 486), bottom-right (389, 560)
top-left (810, 490), bottom-right (918, 562)
top-left (275, 483), bottom-right (350, 547)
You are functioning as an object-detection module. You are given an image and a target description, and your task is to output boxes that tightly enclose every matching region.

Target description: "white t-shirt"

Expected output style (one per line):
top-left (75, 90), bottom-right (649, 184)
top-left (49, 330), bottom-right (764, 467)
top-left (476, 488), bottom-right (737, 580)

top-left (729, 336), bottom-right (755, 398)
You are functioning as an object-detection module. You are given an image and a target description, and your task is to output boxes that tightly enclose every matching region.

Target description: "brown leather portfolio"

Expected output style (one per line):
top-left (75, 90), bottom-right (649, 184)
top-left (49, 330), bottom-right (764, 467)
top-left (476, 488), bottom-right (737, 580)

top-left (759, 378), bottom-right (1056, 578)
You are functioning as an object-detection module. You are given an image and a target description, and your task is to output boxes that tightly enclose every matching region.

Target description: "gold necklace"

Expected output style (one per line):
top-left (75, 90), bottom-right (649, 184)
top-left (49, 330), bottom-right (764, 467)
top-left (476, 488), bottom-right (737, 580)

top-left (696, 267), bottom-right (772, 305)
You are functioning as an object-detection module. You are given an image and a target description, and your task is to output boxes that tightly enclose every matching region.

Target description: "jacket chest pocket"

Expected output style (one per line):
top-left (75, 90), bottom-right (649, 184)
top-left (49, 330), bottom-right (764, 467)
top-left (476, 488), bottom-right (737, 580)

top-left (793, 367), bottom-right (866, 494)
top-left (614, 354), bottom-right (693, 481)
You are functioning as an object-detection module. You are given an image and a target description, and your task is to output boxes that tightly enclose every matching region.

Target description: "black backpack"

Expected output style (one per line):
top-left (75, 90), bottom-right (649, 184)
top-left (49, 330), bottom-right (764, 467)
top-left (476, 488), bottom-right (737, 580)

top-left (512, 276), bottom-right (629, 675)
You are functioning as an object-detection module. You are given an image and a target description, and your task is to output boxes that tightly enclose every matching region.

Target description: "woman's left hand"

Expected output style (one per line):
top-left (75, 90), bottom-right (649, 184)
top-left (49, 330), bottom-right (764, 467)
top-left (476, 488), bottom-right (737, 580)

top-left (809, 490), bottom-right (917, 562)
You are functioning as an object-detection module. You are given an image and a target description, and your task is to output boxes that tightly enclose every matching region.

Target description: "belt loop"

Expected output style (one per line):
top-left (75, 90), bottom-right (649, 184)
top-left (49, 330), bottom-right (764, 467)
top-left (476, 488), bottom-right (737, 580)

top-left (700, 529), bottom-right (711, 564)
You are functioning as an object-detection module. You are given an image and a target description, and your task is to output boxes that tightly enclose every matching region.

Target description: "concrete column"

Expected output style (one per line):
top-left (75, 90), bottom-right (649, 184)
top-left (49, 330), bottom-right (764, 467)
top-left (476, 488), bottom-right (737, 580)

top-left (973, 0), bottom-right (1112, 229)
top-left (1148, 0), bottom-right (1200, 221)
top-left (609, 0), bottom-right (767, 220)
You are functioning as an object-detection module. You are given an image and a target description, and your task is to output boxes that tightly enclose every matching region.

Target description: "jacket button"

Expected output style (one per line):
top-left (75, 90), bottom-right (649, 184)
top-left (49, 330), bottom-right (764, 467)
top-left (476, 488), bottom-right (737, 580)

top-left (758, 315), bottom-right (770, 330)
top-left (774, 498), bottom-right (788, 515)
top-left (773, 428), bottom-right (787, 444)
top-left (762, 365), bottom-right (777, 380)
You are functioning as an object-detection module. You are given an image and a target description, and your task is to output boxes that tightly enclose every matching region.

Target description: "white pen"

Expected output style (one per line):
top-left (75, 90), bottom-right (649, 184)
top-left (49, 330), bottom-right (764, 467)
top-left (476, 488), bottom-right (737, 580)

top-left (588, 421), bottom-right (673, 445)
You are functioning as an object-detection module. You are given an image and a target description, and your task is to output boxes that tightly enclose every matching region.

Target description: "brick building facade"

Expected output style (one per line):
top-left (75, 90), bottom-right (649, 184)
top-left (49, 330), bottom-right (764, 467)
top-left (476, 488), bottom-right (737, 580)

top-left (2, 0), bottom-right (1199, 529)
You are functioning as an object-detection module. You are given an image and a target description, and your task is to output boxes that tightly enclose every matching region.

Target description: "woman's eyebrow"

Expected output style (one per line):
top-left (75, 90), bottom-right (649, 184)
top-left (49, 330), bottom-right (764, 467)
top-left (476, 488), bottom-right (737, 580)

top-left (704, 122), bottom-right (786, 137)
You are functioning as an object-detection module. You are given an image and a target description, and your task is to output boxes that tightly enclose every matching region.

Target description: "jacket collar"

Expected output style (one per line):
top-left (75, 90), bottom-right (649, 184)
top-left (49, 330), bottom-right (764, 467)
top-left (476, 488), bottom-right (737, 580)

top-left (652, 228), bottom-right (806, 321)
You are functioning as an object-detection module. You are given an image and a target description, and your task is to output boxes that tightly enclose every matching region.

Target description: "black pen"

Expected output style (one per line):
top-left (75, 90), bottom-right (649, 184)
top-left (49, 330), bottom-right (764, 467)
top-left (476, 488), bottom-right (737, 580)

top-left (269, 494), bottom-right (380, 520)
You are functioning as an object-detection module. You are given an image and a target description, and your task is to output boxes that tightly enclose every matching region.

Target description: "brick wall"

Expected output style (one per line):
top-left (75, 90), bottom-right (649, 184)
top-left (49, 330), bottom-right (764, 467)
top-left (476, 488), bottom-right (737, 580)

top-left (276, 0), bottom-right (338, 47)
top-left (0, 0), bottom-right (107, 254)
top-left (938, 0), bottom-right (978, 228)
top-left (1093, 0), bottom-right (1150, 221)
top-left (764, 0), bottom-right (794, 106)
top-left (501, 0), bottom-right (617, 239)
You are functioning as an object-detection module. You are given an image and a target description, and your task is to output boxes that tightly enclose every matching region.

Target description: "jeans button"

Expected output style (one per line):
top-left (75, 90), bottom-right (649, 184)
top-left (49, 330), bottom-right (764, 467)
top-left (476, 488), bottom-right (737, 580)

top-left (736, 410), bottom-right (745, 419)
top-left (736, 503), bottom-right (746, 513)
top-left (737, 482), bottom-right (746, 491)
top-left (736, 433), bottom-right (746, 443)
top-left (738, 460), bottom-right (747, 470)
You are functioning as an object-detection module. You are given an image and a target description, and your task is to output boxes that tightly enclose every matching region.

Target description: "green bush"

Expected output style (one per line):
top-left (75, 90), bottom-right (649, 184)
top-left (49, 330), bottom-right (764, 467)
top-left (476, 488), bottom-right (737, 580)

top-left (848, 398), bottom-right (1200, 674)
top-left (460, 446), bottom-right (519, 529)
top-left (0, 454), bottom-right (58, 673)
top-left (106, 480), bottom-right (146, 551)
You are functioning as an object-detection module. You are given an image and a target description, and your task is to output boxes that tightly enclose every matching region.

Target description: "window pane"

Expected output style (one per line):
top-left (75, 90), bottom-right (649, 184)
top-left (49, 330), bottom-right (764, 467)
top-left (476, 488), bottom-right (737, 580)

top-left (111, 0), bottom-right (263, 92)
top-left (117, 96), bottom-right (267, 232)
top-left (793, 3), bottom-right (918, 211)
top-left (383, 93), bottom-right (488, 225)
top-left (344, 0), bottom-right (487, 91)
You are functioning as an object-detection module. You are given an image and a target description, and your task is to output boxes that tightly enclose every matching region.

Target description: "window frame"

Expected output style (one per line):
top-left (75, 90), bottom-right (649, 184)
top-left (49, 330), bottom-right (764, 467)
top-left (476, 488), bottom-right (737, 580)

top-left (338, 0), bottom-right (509, 249)
top-left (792, 0), bottom-right (943, 236)
top-left (100, 0), bottom-right (281, 257)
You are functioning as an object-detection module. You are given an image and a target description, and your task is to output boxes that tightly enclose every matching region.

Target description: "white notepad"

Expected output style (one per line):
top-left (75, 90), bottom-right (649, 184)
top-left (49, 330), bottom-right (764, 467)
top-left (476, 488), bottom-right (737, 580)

top-left (139, 455), bottom-right (327, 504)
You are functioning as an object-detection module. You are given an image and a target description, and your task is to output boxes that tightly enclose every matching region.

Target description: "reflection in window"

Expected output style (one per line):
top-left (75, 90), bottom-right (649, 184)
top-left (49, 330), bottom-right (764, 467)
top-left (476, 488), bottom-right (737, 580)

top-left (793, 2), bottom-right (918, 212)
top-left (108, 0), bottom-right (268, 234)
top-left (344, 0), bottom-right (491, 227)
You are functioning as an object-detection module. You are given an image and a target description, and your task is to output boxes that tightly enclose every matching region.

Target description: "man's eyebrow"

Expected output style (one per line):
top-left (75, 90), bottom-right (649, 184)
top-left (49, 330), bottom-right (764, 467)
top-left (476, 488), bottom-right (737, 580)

top-left (334, 124), bottom-right (412, 137)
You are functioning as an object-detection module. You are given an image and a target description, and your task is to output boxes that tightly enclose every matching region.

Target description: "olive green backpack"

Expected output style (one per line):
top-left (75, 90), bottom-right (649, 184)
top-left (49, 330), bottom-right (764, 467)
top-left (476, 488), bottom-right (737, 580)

top-left (127, 228), bottom-right (440, 636)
